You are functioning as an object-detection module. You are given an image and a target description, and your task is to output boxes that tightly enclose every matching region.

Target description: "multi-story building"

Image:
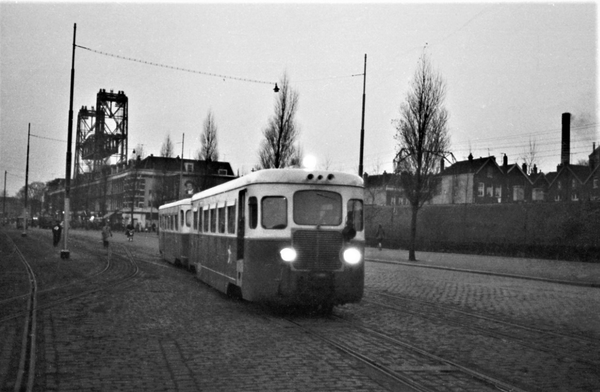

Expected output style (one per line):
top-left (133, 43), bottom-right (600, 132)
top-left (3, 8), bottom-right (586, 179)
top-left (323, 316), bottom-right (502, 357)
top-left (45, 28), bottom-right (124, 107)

top-left (46, 155), bottom-right (235, 230)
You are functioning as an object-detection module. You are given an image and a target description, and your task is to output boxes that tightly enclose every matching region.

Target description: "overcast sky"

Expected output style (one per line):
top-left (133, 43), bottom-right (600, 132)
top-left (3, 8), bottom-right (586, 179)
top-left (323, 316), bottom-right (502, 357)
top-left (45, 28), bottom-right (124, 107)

top-left (1, 1), bottom-right (598, 197)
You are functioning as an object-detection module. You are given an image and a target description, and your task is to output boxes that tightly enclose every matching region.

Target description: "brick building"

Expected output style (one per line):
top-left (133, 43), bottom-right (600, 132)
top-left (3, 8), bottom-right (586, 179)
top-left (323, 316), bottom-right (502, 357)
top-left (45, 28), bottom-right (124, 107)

top-left (45, 155), bottom-right (235, 230)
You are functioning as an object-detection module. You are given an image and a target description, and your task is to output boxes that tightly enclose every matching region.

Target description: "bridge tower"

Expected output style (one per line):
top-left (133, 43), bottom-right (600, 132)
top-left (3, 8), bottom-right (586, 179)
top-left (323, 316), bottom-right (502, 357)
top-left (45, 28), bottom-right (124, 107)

top-left (74, 89), bottom-right (128, 178)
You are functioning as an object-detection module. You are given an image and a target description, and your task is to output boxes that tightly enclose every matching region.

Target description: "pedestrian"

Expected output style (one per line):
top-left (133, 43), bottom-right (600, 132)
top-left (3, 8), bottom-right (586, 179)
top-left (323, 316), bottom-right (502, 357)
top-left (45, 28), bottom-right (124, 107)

top-left (376, 224), bottom-right (385, 251)
top-left (126, 222), bottom-right (134, 242)
top-left (102, 223), bottom-right (112, 248)
top-left (52, 220), bottom-right (62, 247)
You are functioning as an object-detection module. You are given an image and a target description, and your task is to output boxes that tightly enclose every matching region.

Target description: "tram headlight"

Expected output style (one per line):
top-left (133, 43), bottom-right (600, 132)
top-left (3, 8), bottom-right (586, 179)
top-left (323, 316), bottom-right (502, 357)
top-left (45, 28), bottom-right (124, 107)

top-left (343, 247), bottom-right (362, 265)
top-left (280, 247), bottom-right (297, 262)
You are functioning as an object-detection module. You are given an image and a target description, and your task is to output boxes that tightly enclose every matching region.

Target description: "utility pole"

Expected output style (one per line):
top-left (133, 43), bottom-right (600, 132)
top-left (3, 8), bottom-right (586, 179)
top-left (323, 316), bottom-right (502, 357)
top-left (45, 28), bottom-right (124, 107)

top-left (62, 23), bottom-right (76, 259)
top-left (358, 54), bottom-right (367, 178)
top-left (3, 171), bottom-right (6, 224)
top-left (179, 133), bottom-right (184, 199)
top-left (22, 123), bottom-right (31, 237)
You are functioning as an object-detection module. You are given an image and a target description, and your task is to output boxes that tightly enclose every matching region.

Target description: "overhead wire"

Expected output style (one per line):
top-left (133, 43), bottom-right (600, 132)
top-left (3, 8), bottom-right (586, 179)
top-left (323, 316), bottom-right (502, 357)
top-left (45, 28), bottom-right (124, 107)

top-left (75, 44), bottom-right (276, 86)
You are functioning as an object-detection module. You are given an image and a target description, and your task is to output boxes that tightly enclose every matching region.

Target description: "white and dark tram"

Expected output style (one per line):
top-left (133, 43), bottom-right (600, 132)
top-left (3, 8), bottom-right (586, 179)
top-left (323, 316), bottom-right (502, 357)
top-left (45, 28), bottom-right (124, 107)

top-left (159, 168), bottom-right (365, 309)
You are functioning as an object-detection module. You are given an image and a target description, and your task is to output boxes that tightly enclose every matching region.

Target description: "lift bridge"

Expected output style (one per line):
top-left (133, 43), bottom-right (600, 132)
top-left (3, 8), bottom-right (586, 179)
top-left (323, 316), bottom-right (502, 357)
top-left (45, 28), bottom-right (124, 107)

top-left (74, 89), bottom-right (128, 178)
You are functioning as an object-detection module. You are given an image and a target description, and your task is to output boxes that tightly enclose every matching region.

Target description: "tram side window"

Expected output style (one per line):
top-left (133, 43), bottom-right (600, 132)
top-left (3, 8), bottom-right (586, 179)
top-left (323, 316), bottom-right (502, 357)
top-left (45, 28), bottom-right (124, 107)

top-left (186, 210), bottom-right (192, 227)
top-left (227, 205), bottom-right (236, 234)
top-left (248, 197), bottom-right (258, 229)
top-left (347, 199), bottom-right (364, 231)
top-left (193, 210), bottom-right (198, 230)
top-left (180, 210), bottom-right (184, 228)
top-left (218, 206), bottom-right (226, 233)
top-left (262, 197), bottom-right (287, 229)
top-left (174, 214), bottom-right (178, 230)
top-left (203, 209), bottom-right (209, 232)
top-left (210, 208), bottom-right (216, 232)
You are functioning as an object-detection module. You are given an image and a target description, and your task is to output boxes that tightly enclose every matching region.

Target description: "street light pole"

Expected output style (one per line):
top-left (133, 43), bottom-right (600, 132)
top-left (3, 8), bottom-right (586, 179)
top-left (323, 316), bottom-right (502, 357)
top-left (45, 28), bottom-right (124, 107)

top-left (358, 54), bottom-right (367, 178)
top-left (22, 123), bottom-right (31, 237)
top-left (62, 23), bottom-right (76, 259)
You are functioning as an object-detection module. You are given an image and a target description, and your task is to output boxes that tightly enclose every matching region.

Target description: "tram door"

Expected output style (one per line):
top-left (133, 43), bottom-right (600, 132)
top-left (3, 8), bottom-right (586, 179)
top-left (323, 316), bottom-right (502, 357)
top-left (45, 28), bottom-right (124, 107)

top-left (237, 190), bottom-right (246, 260)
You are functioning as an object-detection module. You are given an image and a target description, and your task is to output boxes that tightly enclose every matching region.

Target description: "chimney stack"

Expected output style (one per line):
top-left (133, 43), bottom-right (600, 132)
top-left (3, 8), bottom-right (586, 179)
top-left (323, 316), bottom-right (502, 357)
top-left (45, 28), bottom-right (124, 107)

top-left (561, 112), bottom-right (571, 165)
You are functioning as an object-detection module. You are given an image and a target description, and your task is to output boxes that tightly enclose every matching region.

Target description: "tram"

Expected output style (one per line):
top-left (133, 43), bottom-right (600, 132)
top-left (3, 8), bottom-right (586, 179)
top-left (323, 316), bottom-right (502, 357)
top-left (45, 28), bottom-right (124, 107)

top-left (158, 198), bottom-right (193, 268)
top-left (159, 168), bottom-right (365, 309)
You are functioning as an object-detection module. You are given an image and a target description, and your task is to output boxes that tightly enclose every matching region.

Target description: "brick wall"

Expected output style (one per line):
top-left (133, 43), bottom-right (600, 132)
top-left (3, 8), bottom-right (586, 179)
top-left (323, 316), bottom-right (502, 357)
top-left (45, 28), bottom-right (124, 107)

top-left (365, 202), bottom-right (600, 262)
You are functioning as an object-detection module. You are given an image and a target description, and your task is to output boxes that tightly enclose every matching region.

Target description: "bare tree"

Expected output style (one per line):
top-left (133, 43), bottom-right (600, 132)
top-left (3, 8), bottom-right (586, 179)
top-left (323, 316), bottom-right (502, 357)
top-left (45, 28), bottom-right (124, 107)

top-left (520, 137), bottom-right (538, 174)
top-left (393, 52), bottom-right (450, 261)
top-left (133, 143), bottom-right (145, 159)
top-left (17, 181), bottom-right (46, 217)
top-left (197, 109), bottom-right (219, 162)
top-left (257, 73), bottom-right (302, 169)
top-left (160, 135), bottom-right (174, 158)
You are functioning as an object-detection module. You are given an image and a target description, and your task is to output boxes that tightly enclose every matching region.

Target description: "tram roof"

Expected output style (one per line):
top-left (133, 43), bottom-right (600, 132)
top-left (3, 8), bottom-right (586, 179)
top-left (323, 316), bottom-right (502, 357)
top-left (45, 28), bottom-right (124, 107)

top-left (159, 197), bottom-right (192, 210)
top-left (191, 168), bottom-right (363, 202)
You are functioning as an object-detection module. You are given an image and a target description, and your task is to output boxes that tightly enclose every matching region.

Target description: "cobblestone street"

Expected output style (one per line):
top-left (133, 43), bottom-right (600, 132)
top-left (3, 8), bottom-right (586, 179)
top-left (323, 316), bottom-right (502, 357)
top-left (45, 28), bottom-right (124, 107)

top-left (2, 227), bottom-right (599, 391)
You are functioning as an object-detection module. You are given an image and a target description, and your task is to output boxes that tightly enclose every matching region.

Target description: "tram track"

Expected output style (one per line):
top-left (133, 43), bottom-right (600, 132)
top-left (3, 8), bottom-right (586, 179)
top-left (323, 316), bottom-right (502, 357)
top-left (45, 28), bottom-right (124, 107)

top-left (0, 230), bottom-right (140, 392)
top-left (366, 289), bottom-right (600, 345)
top-left (2, 231), bottom-right (39, 392)
top-left (268, 311), bottom-right (527, 392)
top-left (363, 290), bottom-right (600, 374)
top-left (366, 257), bottom-right (600, 289)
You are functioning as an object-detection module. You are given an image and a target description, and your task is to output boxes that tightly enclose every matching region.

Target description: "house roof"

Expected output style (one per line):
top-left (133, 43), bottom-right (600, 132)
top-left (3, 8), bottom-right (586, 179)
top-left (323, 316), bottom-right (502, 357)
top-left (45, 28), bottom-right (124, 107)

top-left (137, 155), bottom-right (234, 175)
top-left (440, 155), bottom-right (499, 176)
top-left (546, 164), bottom-right (594, 187)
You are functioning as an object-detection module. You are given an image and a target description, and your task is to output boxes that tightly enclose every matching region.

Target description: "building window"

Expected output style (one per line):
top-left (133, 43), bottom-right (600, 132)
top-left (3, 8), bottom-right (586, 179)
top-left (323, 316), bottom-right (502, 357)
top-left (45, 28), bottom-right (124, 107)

top-left (486, 185), bottom-right (493, 197)
top-left (185, 163), bottom-right (194, 172)
top-left (478, 183), bottom-right (485, 197)
top-left (572, 179), bottom-right (577, 189)
top-left (512, 186), bottom-right (524, 201)
top-left (532, 188), bottom-right (545, 201)
top-left (494, 186), bottom-right (502, 199)
top-left (557, 181), bottom-right (562, 190)
top-left (555, 194), bottom-right (561, 202)
top-left (594, 177), bottom-right (598, 189)
top-left (571, 192), bottom-right (579, 201)
top-left (487, 167), bottom-right (493, 178)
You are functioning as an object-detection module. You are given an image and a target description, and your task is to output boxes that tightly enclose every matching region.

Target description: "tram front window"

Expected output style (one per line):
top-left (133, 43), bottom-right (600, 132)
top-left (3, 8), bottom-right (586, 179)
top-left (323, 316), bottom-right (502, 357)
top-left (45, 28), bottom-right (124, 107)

top-left (293, 190), bottom-right (342, 226)
top-left (262, 196), bottom-right (287, 229)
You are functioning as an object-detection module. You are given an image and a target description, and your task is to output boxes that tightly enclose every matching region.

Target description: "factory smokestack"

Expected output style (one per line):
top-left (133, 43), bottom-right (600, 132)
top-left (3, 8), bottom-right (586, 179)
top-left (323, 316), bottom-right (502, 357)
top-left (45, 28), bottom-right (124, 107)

top-left (561, 112), bottom-right (571, 165)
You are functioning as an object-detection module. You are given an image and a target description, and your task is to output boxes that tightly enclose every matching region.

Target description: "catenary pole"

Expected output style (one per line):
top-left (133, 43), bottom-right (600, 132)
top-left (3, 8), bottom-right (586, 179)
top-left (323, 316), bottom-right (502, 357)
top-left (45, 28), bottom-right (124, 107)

top-left (22, 124), bottom-right (31, 237)
top-left (179, 133), bottom-right (184, 199)
top-left (62, 23), bottom-right (76, 259)
top-left (358, 54), bottom-right (367, 177)
top-left (3, 171), bottom-right (6, 223)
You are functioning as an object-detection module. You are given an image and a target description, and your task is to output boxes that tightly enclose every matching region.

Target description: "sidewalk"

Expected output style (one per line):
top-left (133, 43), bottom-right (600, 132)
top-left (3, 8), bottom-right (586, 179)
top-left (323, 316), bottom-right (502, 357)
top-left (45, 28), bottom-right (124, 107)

top-left (365, 247), bottom-right (600, 287)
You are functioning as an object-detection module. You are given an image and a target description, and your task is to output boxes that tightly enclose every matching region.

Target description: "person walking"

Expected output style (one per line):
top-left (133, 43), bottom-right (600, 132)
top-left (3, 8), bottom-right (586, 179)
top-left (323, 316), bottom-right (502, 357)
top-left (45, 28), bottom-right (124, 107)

top-left (126, 222), bottom-right (134, 242)
top-left (376, 224), bottom-right (385, 251)
top-left (52, 220), bottom-right (62, 247)
top-left (101, 223), bottom-right (112, 249)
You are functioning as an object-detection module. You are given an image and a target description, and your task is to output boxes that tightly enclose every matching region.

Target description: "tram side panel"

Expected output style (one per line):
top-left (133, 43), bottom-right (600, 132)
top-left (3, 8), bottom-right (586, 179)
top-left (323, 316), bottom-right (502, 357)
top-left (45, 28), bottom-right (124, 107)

top-left (192, 230), bottom-right (238, 296)
top-left (240, 238), bottom-right (286, 302)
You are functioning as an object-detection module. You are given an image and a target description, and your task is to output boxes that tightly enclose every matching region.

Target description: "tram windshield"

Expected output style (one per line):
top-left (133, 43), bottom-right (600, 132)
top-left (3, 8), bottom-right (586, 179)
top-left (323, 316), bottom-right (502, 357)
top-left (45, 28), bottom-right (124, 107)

top-left (293, 190), bottom-right (342, 226)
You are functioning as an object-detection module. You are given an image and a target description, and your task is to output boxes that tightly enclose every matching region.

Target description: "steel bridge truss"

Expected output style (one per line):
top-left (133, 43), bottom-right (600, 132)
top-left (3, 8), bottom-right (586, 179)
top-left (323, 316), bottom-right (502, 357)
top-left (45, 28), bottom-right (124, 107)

top-left (75, 89), bottom-right (128, 178)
